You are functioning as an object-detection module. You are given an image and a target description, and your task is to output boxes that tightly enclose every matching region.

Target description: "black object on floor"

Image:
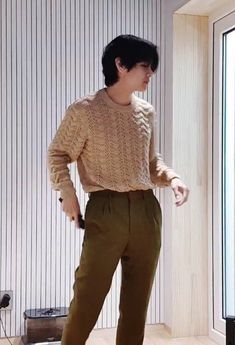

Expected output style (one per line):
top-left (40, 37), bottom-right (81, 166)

top-left (22, 307), bottom-right (68, 344)
top-left (226, 316), bottom-right (235, 345)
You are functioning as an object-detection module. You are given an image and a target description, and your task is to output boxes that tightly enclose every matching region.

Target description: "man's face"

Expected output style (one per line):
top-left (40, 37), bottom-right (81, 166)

top-left (122, 61), bottom-right (156, 92)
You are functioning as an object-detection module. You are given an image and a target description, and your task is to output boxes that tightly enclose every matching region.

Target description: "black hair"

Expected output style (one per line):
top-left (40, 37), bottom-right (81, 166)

top-left (101, 34), bottom-right (159, 86)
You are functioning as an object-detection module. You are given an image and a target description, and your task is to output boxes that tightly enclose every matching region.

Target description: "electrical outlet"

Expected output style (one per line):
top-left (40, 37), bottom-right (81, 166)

top-left (0, 290), bottom-right (13, 311)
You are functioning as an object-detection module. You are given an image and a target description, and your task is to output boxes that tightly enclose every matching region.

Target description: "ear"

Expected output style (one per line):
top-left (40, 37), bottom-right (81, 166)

top-left (115, 57), bottom-right (128, 74)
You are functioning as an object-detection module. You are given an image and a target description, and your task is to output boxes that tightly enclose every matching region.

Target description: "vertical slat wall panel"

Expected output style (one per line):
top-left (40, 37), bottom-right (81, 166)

top-left (0, 0), bottom-right (161, 337)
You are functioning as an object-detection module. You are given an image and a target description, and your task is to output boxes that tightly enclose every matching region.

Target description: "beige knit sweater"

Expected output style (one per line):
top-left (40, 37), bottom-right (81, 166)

top-left (47, 87), bottom-right (180, 197)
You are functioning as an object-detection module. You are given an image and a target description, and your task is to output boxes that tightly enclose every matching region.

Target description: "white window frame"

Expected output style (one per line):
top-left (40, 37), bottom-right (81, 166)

top-left (209, 8), bottom-right (235, 344)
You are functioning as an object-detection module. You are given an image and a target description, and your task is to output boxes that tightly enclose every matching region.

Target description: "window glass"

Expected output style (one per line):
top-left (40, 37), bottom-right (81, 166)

top-left (222, 28), bottom-right (235, 318)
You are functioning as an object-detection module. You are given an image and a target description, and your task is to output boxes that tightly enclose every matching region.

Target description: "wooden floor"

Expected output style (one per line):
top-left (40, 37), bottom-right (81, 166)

top-left (0, 325), bottom-right (219, 345)
top-left (86, 325), bottom-right (219, 345)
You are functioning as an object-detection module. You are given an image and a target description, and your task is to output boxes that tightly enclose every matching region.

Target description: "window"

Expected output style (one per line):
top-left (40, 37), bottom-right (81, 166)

top-left (222, 27), bottom-right (235, 319)
top-left (213, 11), bottom-right (235, 335)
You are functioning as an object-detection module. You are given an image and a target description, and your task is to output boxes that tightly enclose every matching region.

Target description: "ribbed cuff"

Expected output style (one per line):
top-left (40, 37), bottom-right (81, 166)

top-left (60, 186), bottom-right (77, 199)
top-left (165, 172), bottom-right (181, 186)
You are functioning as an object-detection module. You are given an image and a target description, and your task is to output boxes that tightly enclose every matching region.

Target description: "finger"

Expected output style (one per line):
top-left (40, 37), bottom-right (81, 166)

top-left (183, 192), bottom-right (188, 202)
top-left (74, 214), bottom-right (80, 229)
top-left (175, 193), bottom-right (181, 201)
top-left (176, 193), bottom-right (188, 206)
top-left (174, 189), bottom-right (182, 202)
top-left (186, 188), bottom-right (190, 200)
top-left (173, 185), bottom-right (181, 196)
top-left (175, 199), bottom-right (183, 207)
top-left (182, 188), bottom-right (189, 203)
top-left (175, 191), bottom-right (184, 205)
top-left (177, 199), bottom-right (184, 206)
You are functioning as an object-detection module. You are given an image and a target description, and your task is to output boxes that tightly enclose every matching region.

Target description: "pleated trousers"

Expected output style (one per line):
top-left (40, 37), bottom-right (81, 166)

top-left (61, 188), bottom-right (162, 345)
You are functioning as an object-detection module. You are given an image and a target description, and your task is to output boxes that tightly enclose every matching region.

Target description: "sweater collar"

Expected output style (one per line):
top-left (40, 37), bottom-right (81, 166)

top-left (98, 87), bottom-right (137, 112)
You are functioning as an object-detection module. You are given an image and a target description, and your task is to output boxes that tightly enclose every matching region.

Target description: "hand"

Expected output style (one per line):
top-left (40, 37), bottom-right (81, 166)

top-left (60, 193), bottom-right (81, 228)
top-left (170, 178), bottom-right (189, 206)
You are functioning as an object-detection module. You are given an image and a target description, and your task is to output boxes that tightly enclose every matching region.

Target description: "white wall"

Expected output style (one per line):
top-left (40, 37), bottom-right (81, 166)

top-left (0, 0), bottom-right (162, 338)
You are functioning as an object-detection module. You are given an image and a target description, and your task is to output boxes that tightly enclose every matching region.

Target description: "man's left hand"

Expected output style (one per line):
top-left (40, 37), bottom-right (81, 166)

top-left (170, 178), bottom-right (189, 206)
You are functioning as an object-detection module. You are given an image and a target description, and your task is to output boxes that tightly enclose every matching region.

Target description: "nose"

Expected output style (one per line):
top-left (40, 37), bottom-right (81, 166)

top-left (147, 66), bottom-right (154, 77)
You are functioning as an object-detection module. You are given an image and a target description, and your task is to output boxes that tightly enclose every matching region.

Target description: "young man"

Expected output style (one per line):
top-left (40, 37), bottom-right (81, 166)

top-left (47, 34), bottom-right (189, 345)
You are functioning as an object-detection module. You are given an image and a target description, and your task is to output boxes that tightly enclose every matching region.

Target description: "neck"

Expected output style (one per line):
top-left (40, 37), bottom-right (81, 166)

top-left (105, 83), bottom-right (133, 106)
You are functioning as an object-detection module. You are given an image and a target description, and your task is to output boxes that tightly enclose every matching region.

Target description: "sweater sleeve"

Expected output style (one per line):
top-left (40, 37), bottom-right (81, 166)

top-left (47, 102), bottom-right (88, 198)
top-left (149, 108), bottom-right (180, 187)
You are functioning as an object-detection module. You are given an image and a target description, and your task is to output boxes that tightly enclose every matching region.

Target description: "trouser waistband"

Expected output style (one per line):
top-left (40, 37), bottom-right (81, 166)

top-left (89, 189), bottom-right (153, 200)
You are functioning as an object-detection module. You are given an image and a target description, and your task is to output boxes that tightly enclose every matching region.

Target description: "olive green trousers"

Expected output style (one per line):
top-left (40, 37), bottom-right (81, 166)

top-left (61, 189), bottom-right (162, 345)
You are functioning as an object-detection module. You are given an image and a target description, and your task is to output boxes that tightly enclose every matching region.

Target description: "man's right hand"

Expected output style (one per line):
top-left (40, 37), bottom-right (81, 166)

top-left (60, 194), bottom-right (81, 229)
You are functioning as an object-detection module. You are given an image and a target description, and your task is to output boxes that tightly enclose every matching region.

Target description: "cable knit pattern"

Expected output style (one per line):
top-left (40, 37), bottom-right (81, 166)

top-left (47, 87), bottom-right (180, 196)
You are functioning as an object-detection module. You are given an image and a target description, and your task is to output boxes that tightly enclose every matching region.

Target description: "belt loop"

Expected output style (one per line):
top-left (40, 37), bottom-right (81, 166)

top-left (108, 190), bottom-right (112, 212)
top-left (142, 190), bottom-right (145, 200)
top-left (142, 189), bottom-right (149, 200)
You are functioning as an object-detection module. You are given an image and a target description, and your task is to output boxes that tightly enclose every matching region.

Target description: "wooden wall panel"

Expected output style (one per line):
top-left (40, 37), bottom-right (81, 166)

top-left (172, 14), bottom-right (208, 336)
